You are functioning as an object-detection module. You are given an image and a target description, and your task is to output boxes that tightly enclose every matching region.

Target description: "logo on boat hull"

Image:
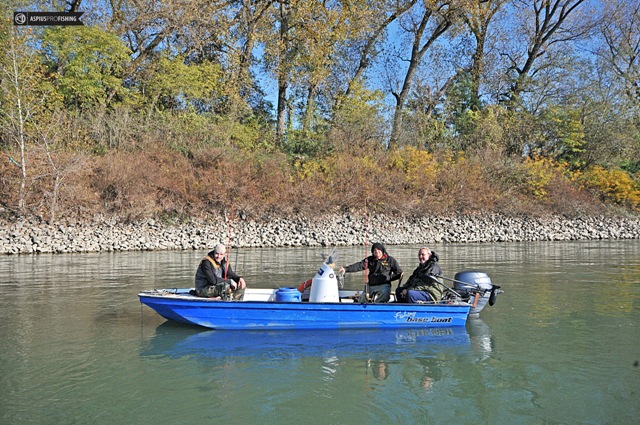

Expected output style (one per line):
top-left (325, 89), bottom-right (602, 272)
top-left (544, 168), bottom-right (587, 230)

top-left (394, 311), bottom-right (453, 323)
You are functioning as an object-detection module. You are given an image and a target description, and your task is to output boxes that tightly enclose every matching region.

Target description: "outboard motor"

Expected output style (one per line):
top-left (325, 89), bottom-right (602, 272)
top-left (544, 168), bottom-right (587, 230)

top-left (453, 271), bottom-right (501, 315)
top-left (309, 255), bottom-right (340, 303)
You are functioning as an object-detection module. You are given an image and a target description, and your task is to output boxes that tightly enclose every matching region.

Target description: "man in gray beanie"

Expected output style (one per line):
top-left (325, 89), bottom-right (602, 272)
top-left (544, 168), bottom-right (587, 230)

top-left (194, 244), bottom-right (246, 299)
top-left (339, 243), bottom-right (403, 303)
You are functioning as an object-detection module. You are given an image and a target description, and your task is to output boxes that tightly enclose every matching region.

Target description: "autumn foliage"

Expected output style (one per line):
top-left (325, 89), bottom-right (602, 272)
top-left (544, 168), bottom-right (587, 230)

top-left (1, 2), bottom-right (639, 223)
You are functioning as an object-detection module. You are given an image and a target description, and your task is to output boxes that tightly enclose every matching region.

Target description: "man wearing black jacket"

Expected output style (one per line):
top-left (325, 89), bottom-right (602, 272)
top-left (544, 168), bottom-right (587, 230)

top-left (339, 242), bottom-right (403, 303)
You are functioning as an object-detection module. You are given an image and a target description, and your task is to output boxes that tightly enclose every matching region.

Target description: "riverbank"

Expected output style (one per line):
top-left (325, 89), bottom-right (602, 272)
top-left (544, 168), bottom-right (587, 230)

top-left (1, 213), bottom-right (638, 255)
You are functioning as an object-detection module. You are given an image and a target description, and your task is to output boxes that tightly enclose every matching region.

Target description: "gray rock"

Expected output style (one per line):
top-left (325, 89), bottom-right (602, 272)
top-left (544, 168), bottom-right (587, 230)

top-left (0, 213), bottom-right (639, 255)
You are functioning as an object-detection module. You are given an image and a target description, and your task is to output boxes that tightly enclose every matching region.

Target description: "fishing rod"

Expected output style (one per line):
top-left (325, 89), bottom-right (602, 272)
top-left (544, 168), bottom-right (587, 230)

top-left (362, 198), bottom-right (370, 303)
top-left (224, 202), bottom-right (235, 280)
top-left (428, 275), bottom-right (463, 298)
top-left (439, 275), bottom-right (478, 287)
top-left (437, 275), bottom-right (491, 295)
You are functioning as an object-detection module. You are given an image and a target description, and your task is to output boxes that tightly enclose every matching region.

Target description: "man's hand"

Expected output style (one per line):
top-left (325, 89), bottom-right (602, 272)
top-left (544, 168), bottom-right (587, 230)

top-left (236, 277), bottom-right (247, 290)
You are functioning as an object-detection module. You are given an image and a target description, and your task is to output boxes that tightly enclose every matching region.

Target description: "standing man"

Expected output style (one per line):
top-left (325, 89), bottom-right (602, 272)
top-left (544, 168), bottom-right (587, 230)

top-left (396, 247), bottom-right (445, 303)
top-left (339, 243), bottom-right (403, 303)
top-left (194, 244), bottom-right (246, 299)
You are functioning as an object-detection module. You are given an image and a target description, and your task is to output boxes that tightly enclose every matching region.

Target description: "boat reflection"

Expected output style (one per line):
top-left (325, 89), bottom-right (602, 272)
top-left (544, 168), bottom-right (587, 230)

top-left (141, 322), bottom-right (474, 361)
top-left (467, 316), bottom-right (494, 360)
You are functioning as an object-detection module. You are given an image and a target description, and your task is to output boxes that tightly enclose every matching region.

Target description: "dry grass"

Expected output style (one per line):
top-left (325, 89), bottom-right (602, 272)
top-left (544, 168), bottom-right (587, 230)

top-left (0, 134), bottom-right (632, 224)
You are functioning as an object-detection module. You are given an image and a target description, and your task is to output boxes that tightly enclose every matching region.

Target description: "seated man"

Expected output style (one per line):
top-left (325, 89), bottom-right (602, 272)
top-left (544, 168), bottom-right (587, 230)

top-left (396, 247), bottom-right (445, 303)
top-left (194, 244), bottom-right (246, 299)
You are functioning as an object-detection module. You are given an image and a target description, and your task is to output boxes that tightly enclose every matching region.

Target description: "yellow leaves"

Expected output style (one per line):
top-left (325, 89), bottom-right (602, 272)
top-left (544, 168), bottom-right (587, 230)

top-left (406, 151), bottom-right (439, 191)
top-left (334, 79), bottom-right (385, 124)
top-left (293, 157), bottom-right (323, 181)
top-left (577, 166), bottom-right (640, 209)
top-left (389, 146), bottom-right (439, 191)
top-left (520, 155), bottom-right (575, 199)
top-left (522, 156), bottom-right (557, 199)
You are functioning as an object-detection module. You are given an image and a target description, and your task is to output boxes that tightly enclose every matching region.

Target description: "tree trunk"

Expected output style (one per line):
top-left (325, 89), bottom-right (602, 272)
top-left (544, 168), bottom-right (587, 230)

top-left (276, 1), bottom-right (290, 144)
top-left (340, 0), bottom-right (418, 108)
top-left (235, 1), bottom-right (274, 97)
top-left (302, 84), bottom-right (317, 133)
top-left (9, 35), bottom-right (28, 214)
top-left (389, 8), bottom-right (451, 148)
top-left (277, 78), bottom-right (288, 141)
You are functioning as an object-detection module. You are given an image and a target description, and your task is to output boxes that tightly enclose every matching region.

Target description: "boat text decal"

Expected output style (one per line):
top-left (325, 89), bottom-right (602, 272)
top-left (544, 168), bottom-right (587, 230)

top-left (394, 311), bottom-right (453, 323)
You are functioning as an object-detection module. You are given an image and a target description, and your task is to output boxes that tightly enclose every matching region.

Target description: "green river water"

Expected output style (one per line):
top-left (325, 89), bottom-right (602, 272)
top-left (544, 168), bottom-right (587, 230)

top-left (1, 240), bottom-right (638, 424)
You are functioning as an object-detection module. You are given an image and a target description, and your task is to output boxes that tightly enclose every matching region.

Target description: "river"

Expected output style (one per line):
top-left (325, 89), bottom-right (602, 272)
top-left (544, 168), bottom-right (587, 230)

top-left (1, 240), bottom-right (638, 424)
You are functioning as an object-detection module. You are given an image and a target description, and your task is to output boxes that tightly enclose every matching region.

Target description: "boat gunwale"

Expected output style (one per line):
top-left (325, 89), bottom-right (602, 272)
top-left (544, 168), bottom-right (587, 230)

top-left (138, 290), bottom-right (472, 309)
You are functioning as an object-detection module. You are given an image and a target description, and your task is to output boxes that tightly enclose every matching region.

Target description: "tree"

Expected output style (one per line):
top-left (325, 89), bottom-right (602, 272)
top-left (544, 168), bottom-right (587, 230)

top-left (104, 1), bottom-right (236, 108)
top-left (460, 0), bottom-right (510, 105)
top-left (140, 55), bottom-right (223, 112)
top-left (597, 0), bottom-right (640, 107)
top-left (227, 0), bottom-right (276, 102)
top-left (0, 25), bottom-right (52, 214)
top-left (42, 26), bottom-right (132, 110)
top-left (338, 0), bottom-right (418, 106)
top-left (388, 0), bottom-right (458, 148)
top-left (262, 1), bottom-right (354, 144)
top-left (500, 0), bottom-right (595, 108)
top-left (577, 53), bottom-right (640, 169)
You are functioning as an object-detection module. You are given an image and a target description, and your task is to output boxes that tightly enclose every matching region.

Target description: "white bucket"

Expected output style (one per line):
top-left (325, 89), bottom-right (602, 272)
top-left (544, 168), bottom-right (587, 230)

top-left (308, 263), bottom-right (340, 303)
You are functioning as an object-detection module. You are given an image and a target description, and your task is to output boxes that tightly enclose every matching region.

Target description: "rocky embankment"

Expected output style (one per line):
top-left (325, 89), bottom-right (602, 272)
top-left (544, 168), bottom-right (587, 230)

top-left (1, 214), bottom-right (638, 255)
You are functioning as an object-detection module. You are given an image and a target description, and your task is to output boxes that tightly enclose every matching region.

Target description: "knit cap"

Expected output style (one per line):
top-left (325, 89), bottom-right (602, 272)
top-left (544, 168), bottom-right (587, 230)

top-left (371, 242), bottom-right (386, 254)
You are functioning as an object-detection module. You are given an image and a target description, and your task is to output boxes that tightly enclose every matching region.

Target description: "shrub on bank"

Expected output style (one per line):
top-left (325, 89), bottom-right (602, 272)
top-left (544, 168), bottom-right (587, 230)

top-left (576, 166), bottom-right (640, 209)
top-left (0, 106), bottom-right (634, 223)
top-left (3, 141), bottom-right (629, 224)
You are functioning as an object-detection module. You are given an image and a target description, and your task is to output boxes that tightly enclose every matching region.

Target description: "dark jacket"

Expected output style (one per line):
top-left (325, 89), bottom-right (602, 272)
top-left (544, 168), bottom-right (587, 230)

top-left (399, 251), bottom-right (446, 301)
top-left (194, 251), bottom-right (241, 293)
top-left (344, 253), bottom-right (403, 287)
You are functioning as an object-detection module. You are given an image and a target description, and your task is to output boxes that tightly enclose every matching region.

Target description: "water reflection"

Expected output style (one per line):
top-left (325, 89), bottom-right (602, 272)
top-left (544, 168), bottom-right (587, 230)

top-left (141, 323), bottom-right (474, 361)
top-left (467, 317), bottom-right (494, 361)
top-left (139, 321), bottom-right (494, 403)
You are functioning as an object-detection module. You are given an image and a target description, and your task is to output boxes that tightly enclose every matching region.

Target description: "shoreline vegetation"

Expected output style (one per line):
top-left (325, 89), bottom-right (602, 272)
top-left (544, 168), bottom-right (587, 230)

top-left (2, 2), bottom-right (639, 254)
